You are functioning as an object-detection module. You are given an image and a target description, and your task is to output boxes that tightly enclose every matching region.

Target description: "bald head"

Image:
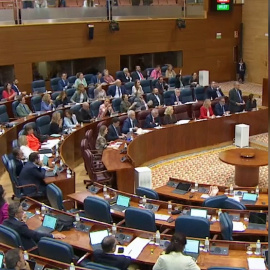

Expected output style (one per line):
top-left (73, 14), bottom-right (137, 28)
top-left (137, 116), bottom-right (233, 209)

top-left (101, 236), bottom-right (116, 253)
top-left (151, 108), bottom-right (159, 118)
top-left (115, 79), bottom-right (121, 87)
top-left (82, 102), bottom-right (89, 110)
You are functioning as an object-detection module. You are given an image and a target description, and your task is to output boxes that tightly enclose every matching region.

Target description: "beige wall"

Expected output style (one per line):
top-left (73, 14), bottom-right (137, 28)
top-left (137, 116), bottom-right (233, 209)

top-left (242, 0), bottom-right (268, 84)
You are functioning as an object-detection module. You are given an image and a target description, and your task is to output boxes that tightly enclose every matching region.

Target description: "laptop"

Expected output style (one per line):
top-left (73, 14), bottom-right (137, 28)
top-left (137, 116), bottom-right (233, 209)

top-left (35, 215), bottom-right (57, 234)
top-left (248, 212), bottom-right (267, 230)
top-left (241, 193), bottom-right (258, 205)
top-left (45, 165), bottom-right (58, 177)
top-left (43, 155), bottom-right (49, 166)
top-left (110, 111), bottom-right (119, 117)
top-left (183, 239), bottom-right (200, 261)
top-left (190, 208), bottom-right (207, 219)
top-left (89, 230), bottom-right (109, 251)
top-left (172, 182), bottom-right (192, 195)
top-left (111, 195), bottom-right (130, 212)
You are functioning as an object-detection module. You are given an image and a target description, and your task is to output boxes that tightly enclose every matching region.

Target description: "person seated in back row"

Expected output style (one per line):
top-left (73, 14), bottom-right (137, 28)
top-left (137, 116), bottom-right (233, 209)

top-left (63, 109), bottom-right (79, 129)
top-left (108, 80), bottom-right (126, 98)
top-left (16, 95), bottom-right (32, 118)
top-left (148, 88), bottom-right (164, 108)
top-left (144, 108), bottom-right (161, 128)
top-left (155, 76), bottom-right (168, 95)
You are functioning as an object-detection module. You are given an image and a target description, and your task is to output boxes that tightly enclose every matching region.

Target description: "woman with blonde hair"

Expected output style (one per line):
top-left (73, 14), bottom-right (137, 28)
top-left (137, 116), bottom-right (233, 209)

top-left (95, 125), bottom-right (108, 153)
top-left (41, 93), bottom-right (54, 111)
top-left (70, 84), bottom-right (89, 103)
top-left (199, 99), bottom-right (215, 119)
top-left (165, 64), bottom-right (176, 79)
top-left (55, 91), bottom-right (68, 107)
top-left (18, 135), bottom-right (33, 160)
top-left (50, 111), bottom-right (63, 134)
top-left (131, 79), bottom-right (144, 96)
top-left (98, 98), bottom-right (114, 119)
top-left (164, 106), bottom-right (177, 125)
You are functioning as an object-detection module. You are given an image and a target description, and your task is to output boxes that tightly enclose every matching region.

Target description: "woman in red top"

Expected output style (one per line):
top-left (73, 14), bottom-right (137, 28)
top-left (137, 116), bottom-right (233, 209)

top-left (0, 185), bottom-right (8, 224)
top-left (199, 99), bottom-right (215, 119)
top-left (103, 69), bottom-right (115, 84)
top-left (2, 83), bottom-right (16, 101)
top-left (25, 125), bottom-right (40, 151)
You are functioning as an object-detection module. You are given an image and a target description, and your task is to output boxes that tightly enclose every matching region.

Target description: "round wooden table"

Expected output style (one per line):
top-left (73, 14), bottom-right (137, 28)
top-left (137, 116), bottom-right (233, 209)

top-left (219, 148), bottom-right (268, 187)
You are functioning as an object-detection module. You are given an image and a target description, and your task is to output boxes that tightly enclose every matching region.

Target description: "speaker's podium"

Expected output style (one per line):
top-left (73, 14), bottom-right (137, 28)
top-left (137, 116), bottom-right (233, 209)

top-left (134, 167), bottom-right (152, 191)
top-left (235, 124), bottom-right (249, 148)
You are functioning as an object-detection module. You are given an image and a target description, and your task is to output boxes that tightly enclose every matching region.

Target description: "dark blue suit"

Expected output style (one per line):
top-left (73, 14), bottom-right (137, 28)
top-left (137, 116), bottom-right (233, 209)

top-left (144, 114), bottom-right (161, 128)
top-left (18, 161), bottom-right (46, 196)
top-left (12, 84), bottom-right (20, 95)
top-left (108, 85), bottom-right (126, 98)
top-left (91, 76), bottom-right (104, 85)
top-left (107, 124), bottom-right (121, 141)
top-left (215, 103), bottom-right (228, 116)
top-left (207, 87), bottom-right (224, 100)
top-left (122, 117), bottom-right (139, 134)
top-left (170, 93), bottom-right (183, 105)
top-left (58, 79), bottom-right (69, 91)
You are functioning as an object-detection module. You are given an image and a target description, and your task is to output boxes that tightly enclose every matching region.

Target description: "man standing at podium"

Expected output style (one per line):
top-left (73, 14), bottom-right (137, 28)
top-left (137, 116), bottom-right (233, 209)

top-left (229, 82), bottom-right (245, 113)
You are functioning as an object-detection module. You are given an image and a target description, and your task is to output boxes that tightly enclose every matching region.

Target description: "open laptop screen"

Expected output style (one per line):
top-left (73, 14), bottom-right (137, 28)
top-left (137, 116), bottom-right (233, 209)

top-left (242, 193), bottom-right (257, 201)
top-left (42, 215), bottom-right (57, 229)
top-left (116, 195), bottom-right (130, 207)
top-left (190, 209), bottom-right (207, 219)
top-left (176, 183), bottom-right (191, 191)
top-left (184, 239), bottom-right (200, 254)
top-left (89, 230), bottom-right (109, 245)
top-left (249, 212), bottom-right (267, 224)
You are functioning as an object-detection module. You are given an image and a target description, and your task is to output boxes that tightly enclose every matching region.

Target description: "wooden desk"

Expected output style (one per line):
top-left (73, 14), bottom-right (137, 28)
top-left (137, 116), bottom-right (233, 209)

top-left (219, 148), bottom-right (268, 187)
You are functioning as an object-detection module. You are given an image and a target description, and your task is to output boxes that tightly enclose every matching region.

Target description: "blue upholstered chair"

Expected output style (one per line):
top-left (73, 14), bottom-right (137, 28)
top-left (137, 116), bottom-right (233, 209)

top-left (161, 65), bottom-right (168, 76)
top-left (12, 139), bottom-right (19, 148)
top-left (136, 187), bottom-right (159, 200)
top-left (175, 216), bottom-right (210, 238)
top-left (112, 98), bottom-right (122, 112)
top-left (182, 75), bottom-right (192, 86)
top-left (32, 80), bottom-right (46, 93)
top-left (1, 154), bottom-right (9, 171)
top-left (168, 77), bottom-right (176, 87)
top-left (0, 225), bottom-right (23, 248)
top-left (88, 87), bottom-right (95, 99)
top-left (0, 104), bottom-right (9, 123)
top-left (90, 101), bottom-right (102, 118)
top-left (163, 90), bottom-right (174, 106)
top-left (50, 77), bottom-right (60, 91)
top-left (36, 115), bottom-right (51, 135)
top-left (0, 86), bottom-right (4, 100)
top-left (23, 121), bottom-right (37, 133)
top-left (68, 76), bottom-right (76, 85)
top-left (115, 71), bottom-right (124, 80)
top-left (202, 195), bottom-right (228, 209)
top-left (219, 212), bottom-right (233, 241)
top-left (125, 207), bottom-right (156, 232)
top-left (66, 88), bottom-right (76, 102)
top-left (12, 100), bottom-right (20, 118)
top-left (124, 82), bottom-right (134, 95)
top-left (195, 86), bottom-right (206, 101)
top-left (31, 95), bottom-right (42, 112)
top-left (84, 196), bottom-right (112, 224)
top-left (84, 261), bottom-right (120, 270)
top-left (140, 80), bottom-right (152, 94)
top-left (180, 88), bottom-right (193, 103)
top-left (84, 74), bottom-right (93, 85)
top-left (51, 91), bottom-right (60, 100)
top-left (145, 68), bottom-right (154, 78)
top-left (151, 79), bottom-right (158, 90)
top-left (46, 183), bottom-right (66, 211)
top-left (222, 198), bottom-right (246, 210)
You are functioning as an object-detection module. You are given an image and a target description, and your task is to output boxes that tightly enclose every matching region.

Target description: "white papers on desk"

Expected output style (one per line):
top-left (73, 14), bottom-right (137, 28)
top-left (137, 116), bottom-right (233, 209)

top-left (247, 258), bottom-right (266, 270)
top-left (201, 194), bottom-right (210, 199)
top-left (175, 120), bottom-right (190, 125)
top-left (155, 214), bottom-right (170, 221)
top-left (154, 126), bottom-right (163, 129)
top-left (123, 237), bottom-right (150, 259)
top-left (107, 142), bottom-right (122, 149)
top-left (184, 101), bottom-right (196, 105)
top-left (41, 139), bottom-right (60, 149)
top-left (232, 221), bottom-right (246, 232)
top-left (136, 128), bottom-right (152, 135)
top-left (231, 196), bottom-right (240, 202)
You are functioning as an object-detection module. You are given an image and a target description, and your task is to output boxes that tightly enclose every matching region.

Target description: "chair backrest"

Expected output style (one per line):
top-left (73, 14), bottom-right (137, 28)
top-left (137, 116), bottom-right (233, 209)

top-left (202, 195), bottom-right (228, 208)
top-left (68, 76), bottom-right (76, 84)
top-left (124, 82), bottom-right (134, 95)
top-left (23, 121), bottom-right (37, 132)
top-left (175, 216), bottom-right (210, 238)
top-left (1, 154), bottom-right (9, 171)
top-left (115, 71), bottom-right (124, 80)
top-left (136, 187), bottom-right (159, 200)
top-left (191, 101), bottom-right (203, 119)
top-left (70, 104), bottom-right (82, 112)
top-left (38, 237), bottom-right (75, 264)
top-left (36, 115), bottom-right (51, 135)
top-left (84, 74), bottom-right (93, 85)
top-left (32, 80), bottom-right (46, 93)
top-left (12, 139), bottom-right (19, 148)
top-left (145, 68), bottom-right (154, 78)
top-left (151, 79), bottom-right (158, 90)
top-left (51, 91), bottom-right (60, 100)
top-left (137, 110), bottom-right (150, 128)
top-left (182, 75), bottom-right (192, 86)
top-left (163, 90), bottom-right (174, 106)
top-left (173, 105), bottom-right (189, 121)
top-left (0, 225), bottom-right (23, 248)
top-left (66, 88), bottom-right (76, 102)
top-left (180, 88), bottom-right (193, 104)
top-left (84, 262), bottom-right (120, 270)
top-left (112, 98), bottom-right (122, 112)
top-left (84, 196), bottom-right (112, 224)
top-left (0, 104), bottom-right (9, 123)
top-left (7, 159), bottom-right (22, 198)
top-left (46, 183), bottom-right (64, 211)
top-left (125, 207), bottom-right (156, 232)
top-left (168, 77), bottom-right (176, 87)
top-left (0, 86), bottom-right (4, 100)
top-left (161, 65), bottom-right (167, 75)
top-left (85, 129), bottom-right (96, 151)
top-left (219, 212), bottom-right (233, 241)
top-left (222, 198), bottom-right (246, 210)
top-left (140, 80), bottom-right (152, 94)
top-left (31, 95), bottom-right (42, 112)
top-left (88, 87), bottom-right (95, 99)
top-left (195, 86), bottom-right (206, 101)
top-left (50, 77), bottom-right (60, 91)
top-left (12, 100), bottom-right (20, 118)
top-left (90, 100), bottom-right (102, 118)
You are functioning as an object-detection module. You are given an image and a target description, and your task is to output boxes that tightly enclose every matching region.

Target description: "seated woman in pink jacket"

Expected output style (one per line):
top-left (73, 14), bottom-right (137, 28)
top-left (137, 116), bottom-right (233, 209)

top-left (0, 185), bottom-right (9, 224)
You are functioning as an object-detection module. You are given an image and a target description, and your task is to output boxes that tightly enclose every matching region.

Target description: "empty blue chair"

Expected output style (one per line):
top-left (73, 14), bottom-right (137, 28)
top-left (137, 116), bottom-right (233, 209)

top-left (84, 196), bottom-right (112, 224)
top-left (84, 74), bottom-right (93, 85)
top-left (0, 86), bottom-right (4, 100)
top-left (163, 90), bottom-right (174, 106)
top-left (0, 225), bottom-right (23, 248)
top-left (182, 75), bottom-right (192, 86)
top-left (124, 82), bottom-right (134, 95)
top-left (145, 68), bottom-right (154, 78)
top-left (32, 80), bottom-right (46, 93)
top-left (161, 65), bottom-right (168, 76)
top-left (125, 207), bottom-right (156, 232)
top-left (84, 262), bottom-right (120, 270)
top-left (36, 115), bottom-right (51, 135)
top-left (31, 95), bottom-right (42, 112)
top-left (68, 76), bottom-right (76, 85)
top-left (222, 198), bottom-right (246, 210)
top-left (136, 187), bottom-right (159, 200)
top-left (140, 80), bottom-right (152, 94)
top-left (0, 104), bottom-right (9, 123)
top-left (219, 212), bottom-right (233, 241)
top-left (51, 92), bottom-right (60, 100)
top-left (90, 100), bottom-right (102, 118)
top-left (195, 86), bottom-right (206, 101)
top-left (151, 79), bottom-right (158, 90)
top-left (66, 88), bottom-right (76, 102)
top-left (168, 77), bottom-right (176, 87)
top-left (88, 87), bottom-right (95, 99)
top-left (116, 71), bottom-right (124, 80)
top-left (180, 88), bottom-right (193, 103)
top-left (202, 195), bottom-right (228, 209)
top-left (112, 98), bottom-right (122, 112)
top-left (50, 77), bottom-right (60, 91)
top-left (175, 216), bottom-right (210, 238)
top-left (12, 100), bottom-right (20, 118)
top-left (46, 183), bottom-right (66, 211)
top-left (70, 104), bottom-right (82, 112)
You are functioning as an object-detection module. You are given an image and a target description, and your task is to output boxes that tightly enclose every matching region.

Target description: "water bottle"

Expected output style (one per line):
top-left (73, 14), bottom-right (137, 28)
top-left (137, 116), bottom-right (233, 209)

top-left (112, 223), bottom-right (117, 236)
top-left (255, 239), bottom-right (261, 255)
top-left (81, 122), bottom-right (84, 128)
top-left (217, 209), bottom-right (222, 221)
top-left (168, 201), bottom-right (172, 214)
top-left (229, 184), bottom-right (234, 195)
top-left (155, 230), bottom-right (160, 245)
top-left (255, 186), bottom-right (259, 197)
top-left (103, 185), bottom-right (108, 197)
top-left (75, 213), bottom-right (80, 222)
top-left (194, 181), bottom-right (199, 192)
top-left (41, 204), bottom-right (46, 216)
top-left (23, 250), bottom-right (29, 260)
top-left (204, 237), bottom-right (209, 252)
top-left (142, 195), bottom-right (147, 207)
top-left (59, 159), bottom-right (63, 167)
top-left (124, 143), bottom-right (127, 149)
top-left (69, 263), bottom-right (75, 270)
top-left (61, 135), bottom-right (64, 141)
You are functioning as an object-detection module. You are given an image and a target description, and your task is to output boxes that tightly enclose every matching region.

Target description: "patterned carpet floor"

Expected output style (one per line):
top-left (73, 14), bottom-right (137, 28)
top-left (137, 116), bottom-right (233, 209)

top-left (249, 133), bottom-right (268, 149)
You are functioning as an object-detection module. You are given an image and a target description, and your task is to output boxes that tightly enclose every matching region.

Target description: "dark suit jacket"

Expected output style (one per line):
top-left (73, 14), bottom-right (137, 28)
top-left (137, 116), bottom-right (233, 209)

top-left (170, 93), bottom-right (182, 105)
top-left (148, 93), bottom-right (164, 108)
top-left (246, 99), bottom-right (257, 111)
top-left (11, 84), bottom-right (20, 95)
top-left (108, 85), bottom-right (126, 98)
top-left (229, 88), bottom-right (244, 113)
top-left (91, 76), bottom-right (105, 85)
top-left (50, 122), bottom-right (62, 135)
top-left (93, 250), bottom-right (131, 270)
top-left (131, 71), bottom-right (144, 81)
top-left (76, 108), bottom-right (92, 123)
top-left (57, 79), bottom-right (69, 91)
top-left (236, 62), bottom-right (246, 74)
top-left (122, 118), bottom-right (139, 134)
top-left (3, 217), bottom-right (52, 250)
top-left (18, 161), bottom-right (46, 196)
top-left (207, 87), bottom-right (224, 100)
top-left (155, 81), bottom-right (168, 95)
top-left (120, 73), bottom-right (132, 83)
top-left (214, 103), bottom-right (229, 116)
top-left (107, 124), bottom-right (121, 141)
top-left (163, 114), bottom-right (177, 125)
top-left (144, 114), bottom-right (161, 128)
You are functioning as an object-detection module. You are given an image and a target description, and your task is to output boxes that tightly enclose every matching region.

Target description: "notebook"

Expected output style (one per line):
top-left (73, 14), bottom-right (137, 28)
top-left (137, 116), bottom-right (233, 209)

top-left (172, 182), bottom-right (192, 195)
top-left (240, 193), bottom-right (257, 205)
top-left (190, 208), bottom-right (207, 219)
top-left (248, 212), bottom-right (267, 230)
top-left (35, 215), bottom-right (57, 234)
top-left (183, 239), bottom-right (200, 261)
top-left (89, 230), bottom-right (109, 251)
top-left (111, 195), bottom-right (130, 212)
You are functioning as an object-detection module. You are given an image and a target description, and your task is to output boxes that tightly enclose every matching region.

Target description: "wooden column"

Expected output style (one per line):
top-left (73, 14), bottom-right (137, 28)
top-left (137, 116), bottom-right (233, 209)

top-left (14, 63), bottom-right (33, 94)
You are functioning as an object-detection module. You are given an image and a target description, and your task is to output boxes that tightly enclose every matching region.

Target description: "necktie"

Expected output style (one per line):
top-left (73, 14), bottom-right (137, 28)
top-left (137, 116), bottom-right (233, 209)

top-left (114, 126), bottom-right (119, 137)
top-left (138, 72), bottom-right (142, 80)
top-left (23, 105), bottom-right (28, 113)
top-left (153, 117), bottom-right (155, 123)
top-left (130, 119), bottom-right (134, 128)
top-left (176, 96), bottom-right (179, 103)
top-left (70, 117), bottom-right (74, 125)
top-left (237, 90), bottom-right (242, 102)
top-left (222, 105), bottom-right (225, 114)
top-left (118, 87), bottom-right (121, 97)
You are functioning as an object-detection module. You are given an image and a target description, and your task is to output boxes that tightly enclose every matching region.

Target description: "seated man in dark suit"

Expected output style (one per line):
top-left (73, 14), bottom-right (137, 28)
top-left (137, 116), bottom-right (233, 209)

top-left (148, 88), bottom-right (164, 108)
top-left (4, 248), bottom-right (31, 270)
top-left (90, 72), bottom-right (104, 85)
top-left (108, 80), bottom-right (126, 99)
top-left (144, 108), bottom-right (161, 128)
top-left (10, 148), bottom-right (25, 177)
top-left (57, 73), bottom-right (69, 91)
top-left (207, 81), bottom-right (224, 100)
top-left (122, 110), bottom-right (139, 134)
top-left (107, 117), bottom-right (125, 142)
top-left (12, 78), bottom-right (26, 96)
top-left (3, 202), bottom-right (65, 250)
top-left (131, 66), bottom-right (145, 81)
top-left (214, 97), bottom-right (229, 116)
top-left (18, 152), bottom-right (46, 197)
top-left (155, 76), bottom-right (168, 95)
top-left (93, 235), bottom-right (131, 270)
top-left (120, 68), bottom-right (132, 83)
top-left (170, 88), bottom-right (182, 106)
top-left (76, 102), bottom-right (92, 123)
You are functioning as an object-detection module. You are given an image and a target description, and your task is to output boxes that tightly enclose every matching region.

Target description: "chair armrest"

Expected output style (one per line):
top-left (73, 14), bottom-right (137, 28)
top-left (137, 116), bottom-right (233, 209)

top-left (161, 228), bottom-right (171, 234)
top-left (116, 219), bottom-right (125, 226)
top-left (16, 184), bottom-right (39, 192)
top-left (93, 170), bottom-right (109, 174)
top-left (62, 199), bottom-right (76, 208)
top-left (27, 246), bottom-right (38, 253)
top-left (212, 234), bottom-right (218, 240)
top-left (76, 252), bottom-right (91, 265)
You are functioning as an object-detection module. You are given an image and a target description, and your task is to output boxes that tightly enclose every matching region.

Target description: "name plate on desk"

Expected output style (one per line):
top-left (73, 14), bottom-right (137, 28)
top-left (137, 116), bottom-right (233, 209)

top-left (210, 246), bottom-right (229, 255)
top-left (74, 222), bottom-right (91, 233)
top-left (115, 233), bottom-right (133, 244)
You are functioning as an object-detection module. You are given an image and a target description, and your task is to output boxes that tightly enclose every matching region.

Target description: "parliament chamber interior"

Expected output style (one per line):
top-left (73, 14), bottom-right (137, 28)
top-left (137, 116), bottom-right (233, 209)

top-left (0, 0), bottom-right (268, 269)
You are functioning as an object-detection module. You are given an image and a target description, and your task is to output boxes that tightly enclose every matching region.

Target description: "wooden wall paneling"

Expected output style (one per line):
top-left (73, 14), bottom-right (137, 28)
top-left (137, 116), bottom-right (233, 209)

top-left (14, 63), bottom-right (33, 93)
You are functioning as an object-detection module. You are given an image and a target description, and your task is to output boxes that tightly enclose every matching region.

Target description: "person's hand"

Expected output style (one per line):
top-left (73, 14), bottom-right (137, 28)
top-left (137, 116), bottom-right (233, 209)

top-left (132, 102), bottom-right (137, 106)
top-left (76, 123), bottom-right (80, 127)
top-left (236, 102), bottom-right (241, 106)
top-left (53, 233), bottom-right (66, 239)
top-left (242, 100), bottom-right (245, 105)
